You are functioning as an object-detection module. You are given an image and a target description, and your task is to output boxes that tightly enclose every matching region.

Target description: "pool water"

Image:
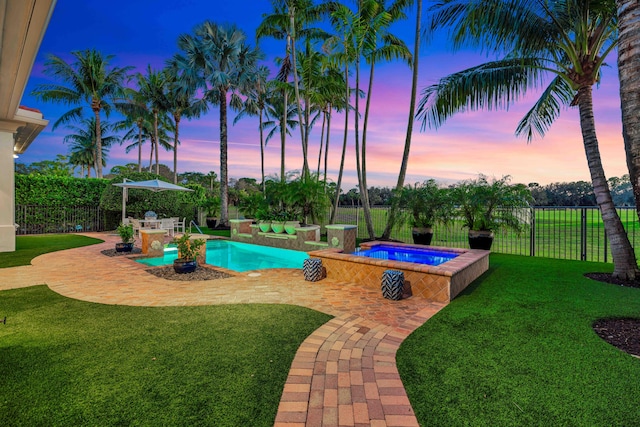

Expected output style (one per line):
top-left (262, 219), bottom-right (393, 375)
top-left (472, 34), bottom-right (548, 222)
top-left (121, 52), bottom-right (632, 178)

top-left (137, 240), bottom-right (309, 272)
top-left (353, 244), bottom-right (458, 266)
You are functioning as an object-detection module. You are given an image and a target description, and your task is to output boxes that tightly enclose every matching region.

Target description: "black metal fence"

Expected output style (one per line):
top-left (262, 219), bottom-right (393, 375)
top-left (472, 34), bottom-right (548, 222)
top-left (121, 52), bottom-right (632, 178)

top-left (15, 205), bottom-right (108, 235)
top-left (15, 204), bottom-right (640, 263)
top-left (328, 206), bottom-right (640, 263)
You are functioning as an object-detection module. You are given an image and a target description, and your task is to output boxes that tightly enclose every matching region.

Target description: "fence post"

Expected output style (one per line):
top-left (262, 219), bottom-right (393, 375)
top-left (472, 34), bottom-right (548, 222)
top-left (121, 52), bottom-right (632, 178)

top-left (580, 208), bottom-right (587, 261)
top-left (529, 207), bottom-right (535, 257)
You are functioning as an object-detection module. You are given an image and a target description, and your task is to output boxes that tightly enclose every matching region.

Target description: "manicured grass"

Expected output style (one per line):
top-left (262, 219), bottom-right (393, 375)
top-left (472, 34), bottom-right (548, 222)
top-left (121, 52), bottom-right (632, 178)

top-left (0, 234), bottom-right (103, 268)
top-left (0, 286), bottom-right (331, 426)
top-left (198, 227), bottom-right (232, 238)
top-left (397, 254), bottom-right (640, 426)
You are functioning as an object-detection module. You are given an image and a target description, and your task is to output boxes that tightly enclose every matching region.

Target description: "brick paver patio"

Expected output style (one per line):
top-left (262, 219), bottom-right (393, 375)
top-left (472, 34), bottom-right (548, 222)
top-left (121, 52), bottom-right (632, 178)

top-left (0, 233), bottom-right (446, 426)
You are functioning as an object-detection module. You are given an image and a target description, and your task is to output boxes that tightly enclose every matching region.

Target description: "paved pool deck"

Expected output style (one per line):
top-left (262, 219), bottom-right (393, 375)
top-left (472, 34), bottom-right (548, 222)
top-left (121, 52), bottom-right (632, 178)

top-left (0, 233), bottom-right (448, 427)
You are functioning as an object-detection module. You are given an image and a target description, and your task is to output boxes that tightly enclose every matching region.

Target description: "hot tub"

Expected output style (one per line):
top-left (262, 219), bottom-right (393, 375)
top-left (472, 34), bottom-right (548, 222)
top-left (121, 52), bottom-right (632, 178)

top-left (309, 241), bottom-right (490, 303)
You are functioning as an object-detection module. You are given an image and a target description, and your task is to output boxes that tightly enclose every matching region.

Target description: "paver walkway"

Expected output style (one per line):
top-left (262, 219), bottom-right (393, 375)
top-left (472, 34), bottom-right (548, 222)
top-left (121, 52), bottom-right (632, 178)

top-left (0, 233), bottom-right (446, 426)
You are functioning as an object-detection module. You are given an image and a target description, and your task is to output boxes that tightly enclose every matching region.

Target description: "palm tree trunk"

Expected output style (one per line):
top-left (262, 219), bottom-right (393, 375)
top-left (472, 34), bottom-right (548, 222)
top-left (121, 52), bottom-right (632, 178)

top-left (93, 106), bottom-right (103, 178)
top-left (148, 137), bottom-right (154, 170)
top-left (331, 64), bottom-right (350, 224)
top-left (137, 123), bottom-right (143, 173)
top-left (617, 0), bottom-right (640, 223)
top-left (280, 88), bottom-right (287, 183)
top-left (382, 0), bottom-right (422, 239)
top-left (578, 86), bottom-right (639, 279)
top-left (289, 8), bottom-right (309, 178)
top-left (317, 110), bottom-right (326, 175)
top-left (153, 111), bottom-right (160, 176)
top-left (324, 108), bottom-right (331, 187)
top-left (219, 88), bottom-right (229, 227)
top-left (360, 57), bottom-right (376, 239)
top-left (259, 109), bottom-right (266, 194)
top-left (173, 114), bottom-right (180, 184)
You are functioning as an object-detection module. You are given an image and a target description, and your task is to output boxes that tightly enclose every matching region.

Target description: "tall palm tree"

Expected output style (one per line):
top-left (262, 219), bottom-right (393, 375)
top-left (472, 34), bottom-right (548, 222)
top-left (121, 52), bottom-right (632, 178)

top-left (117, 113), bottom-right (153, 171)
top-left (325, 2), bottom-right (359, 224)
top-left (175, 21), bottom-right (263, 227)
top-left (31, 49), bottom-right (133, 178)
top-left (63, 117), bottom-right (118, 177)
top-left (258, 0), bottom-right (334, 179)
top-left (136, 65), bottom-right (169, 176)
top-left (417, 0), bottom-right (638, 279)
top-left (361, 0), bottom-right (412, 238)
top-left (116, 86), bottom-right (152, 172)
top-left (315, 61), bottom-right (345, 181)
top-left (617, 0), bottom-right (640, 221)
top-left (381, 0), bottom-right (421, 239)
top-left (262, 88), bottom-right (300, 180)
top-left (233, 66), bottom-right (272, 193)
top-left (164, 62), bottom-right (208, 183)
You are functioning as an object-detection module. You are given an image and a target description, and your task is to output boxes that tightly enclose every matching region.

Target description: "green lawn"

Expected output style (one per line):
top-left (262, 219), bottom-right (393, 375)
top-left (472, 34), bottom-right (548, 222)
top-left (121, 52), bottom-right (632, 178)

top-left (0, 234), bottom-right (103, 268)
top-left (4, 235), bottom-right (640, 425)
top-left (398, 253), bottom-right (640, 426)
top-left (0, 286), bottom-right (331, 426)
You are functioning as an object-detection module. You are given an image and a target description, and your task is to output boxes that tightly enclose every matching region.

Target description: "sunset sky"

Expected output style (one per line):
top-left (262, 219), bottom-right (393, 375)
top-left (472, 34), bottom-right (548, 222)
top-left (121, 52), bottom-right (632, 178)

top-left (19, 0), bottom-right (628, 190)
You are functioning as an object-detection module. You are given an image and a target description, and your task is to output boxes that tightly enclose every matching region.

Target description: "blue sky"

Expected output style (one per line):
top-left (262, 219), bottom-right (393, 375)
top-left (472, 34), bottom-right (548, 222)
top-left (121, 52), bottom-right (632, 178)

top-left (19, 0), bottom-right (629, 188)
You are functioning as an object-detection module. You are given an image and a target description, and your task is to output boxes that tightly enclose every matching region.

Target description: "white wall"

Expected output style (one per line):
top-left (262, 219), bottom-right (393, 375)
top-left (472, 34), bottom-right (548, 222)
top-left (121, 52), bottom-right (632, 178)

top-left (0, 130), bottom-right (15, 252)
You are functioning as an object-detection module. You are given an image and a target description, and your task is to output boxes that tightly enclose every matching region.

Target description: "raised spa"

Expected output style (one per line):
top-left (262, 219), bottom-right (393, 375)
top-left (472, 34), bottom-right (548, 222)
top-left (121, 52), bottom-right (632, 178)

top-left (309, 241), bottom-right (490, 303)
top-left (353, 244), bottom-right (458, 266)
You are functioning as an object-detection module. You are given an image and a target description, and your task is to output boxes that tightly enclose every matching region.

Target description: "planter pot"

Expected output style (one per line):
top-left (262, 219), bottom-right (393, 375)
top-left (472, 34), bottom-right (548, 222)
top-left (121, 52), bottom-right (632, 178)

top-left (412, 227), bottom-right (433, 245)
top-left (258, 220), bottom-right (272, 233)
top-left (206, 217), bottom-right (218, 229)
top-left (115, 242), bottom-right (134, 253)
top-left (284, 221), bottom-right (300, 235)
top-left (271, 221), bottom-right (285, 234)
top-left (468, 230), bottom-right (494, 250)
top-left (173, 259), bottom-right (198, 274)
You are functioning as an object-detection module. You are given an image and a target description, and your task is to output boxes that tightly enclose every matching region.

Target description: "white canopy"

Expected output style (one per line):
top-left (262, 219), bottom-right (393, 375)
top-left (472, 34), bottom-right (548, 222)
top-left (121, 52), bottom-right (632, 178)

top-left (113, 179), bottom-right (193, 223)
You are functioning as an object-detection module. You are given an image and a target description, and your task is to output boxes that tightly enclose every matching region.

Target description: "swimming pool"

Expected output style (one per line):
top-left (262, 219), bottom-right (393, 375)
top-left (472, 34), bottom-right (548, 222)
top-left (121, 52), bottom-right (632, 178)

top-left (353, 244), bottom-right (458, 266)
top-left (137, 240), bottom-right (309, 272)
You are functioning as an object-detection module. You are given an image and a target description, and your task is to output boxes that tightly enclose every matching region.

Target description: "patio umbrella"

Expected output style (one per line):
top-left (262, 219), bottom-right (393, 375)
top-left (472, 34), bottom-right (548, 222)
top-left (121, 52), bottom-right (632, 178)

top-left (113, 179), bottom-right (193, 223)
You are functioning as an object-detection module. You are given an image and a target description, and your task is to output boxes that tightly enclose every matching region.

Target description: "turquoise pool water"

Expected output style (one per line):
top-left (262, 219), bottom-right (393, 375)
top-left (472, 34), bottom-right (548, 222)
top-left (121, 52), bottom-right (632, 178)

top-left (353, 244), bottom-right (458, 266)
top-left (136, 240), bottom-right (309, 272)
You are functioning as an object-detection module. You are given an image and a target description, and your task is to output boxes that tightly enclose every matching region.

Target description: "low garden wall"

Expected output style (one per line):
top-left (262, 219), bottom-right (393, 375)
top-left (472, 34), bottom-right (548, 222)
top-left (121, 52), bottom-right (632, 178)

top-left (229, 220), bottom-right (357, 253)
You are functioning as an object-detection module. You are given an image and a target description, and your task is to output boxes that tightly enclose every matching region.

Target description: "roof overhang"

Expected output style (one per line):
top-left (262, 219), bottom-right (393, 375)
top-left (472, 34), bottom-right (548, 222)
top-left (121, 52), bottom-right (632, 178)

top-left (0, 0), bottom-right (56, 153)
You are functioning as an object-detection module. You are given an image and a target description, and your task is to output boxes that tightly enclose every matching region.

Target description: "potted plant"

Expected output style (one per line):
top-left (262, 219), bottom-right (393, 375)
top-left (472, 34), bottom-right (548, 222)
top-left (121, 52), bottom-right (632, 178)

top-left (451, 175), bottom-right (532, 250)
top-left (270, 207), bottom-right (287, 234)
top-left (283, 208), bottom-right (301, 235)
top-left (202, 196), bottom-right (220, 229)
top-left (399, 180), bottom-right (454, 245)
top-left (255, 206), bottom-right (272, 232)
top-left (172, 232), bottom-right (206, 273)
top-left (115, 223), bottom-right (135, 252)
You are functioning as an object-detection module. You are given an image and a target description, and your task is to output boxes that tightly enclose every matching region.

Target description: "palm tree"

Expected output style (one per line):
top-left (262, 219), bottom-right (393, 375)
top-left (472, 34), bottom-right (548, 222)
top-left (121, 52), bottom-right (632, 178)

top-left (136, 65), bottom-right (169, 176)
top-left (163, 62), bottom-right (208, 183)
top-left (258, 0), bottom-right (333, 179)
top-left (233, 66), bottom-right (272, 193)
top-left (314, 61), bottom-right (345, 182)
top-left (175, 21), bottom-right (263, 227)
top-left (617, 0), bottom-right (640, 222)
top-left (361, 0), bottom-right (413, 238)
top-left (381, 0), bottom-right (421, 239)
top-left (63, 117), bottom-right (118, 177)
top-left (262, 88), bottom-right (300, 180)
top-left (116, 86), bottom-right (152, 172)
top-left (417, 0), bottom-right (638, 279)
top-left (325, 2), bottom-right (359, 224)
top-left (31, 49), bottom-right (133, 178)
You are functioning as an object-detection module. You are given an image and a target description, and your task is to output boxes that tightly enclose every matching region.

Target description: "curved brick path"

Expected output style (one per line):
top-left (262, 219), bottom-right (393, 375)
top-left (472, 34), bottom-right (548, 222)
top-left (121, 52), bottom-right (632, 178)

top-left (0, 233), bottom-right (445, 426)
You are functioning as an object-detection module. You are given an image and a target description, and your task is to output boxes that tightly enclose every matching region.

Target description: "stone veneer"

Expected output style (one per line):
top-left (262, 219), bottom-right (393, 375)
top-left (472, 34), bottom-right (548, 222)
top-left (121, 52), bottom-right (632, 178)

top-left (308, 241), bottom-right (490, 303)
top-left (229, 220), bottom-right (357, 253)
